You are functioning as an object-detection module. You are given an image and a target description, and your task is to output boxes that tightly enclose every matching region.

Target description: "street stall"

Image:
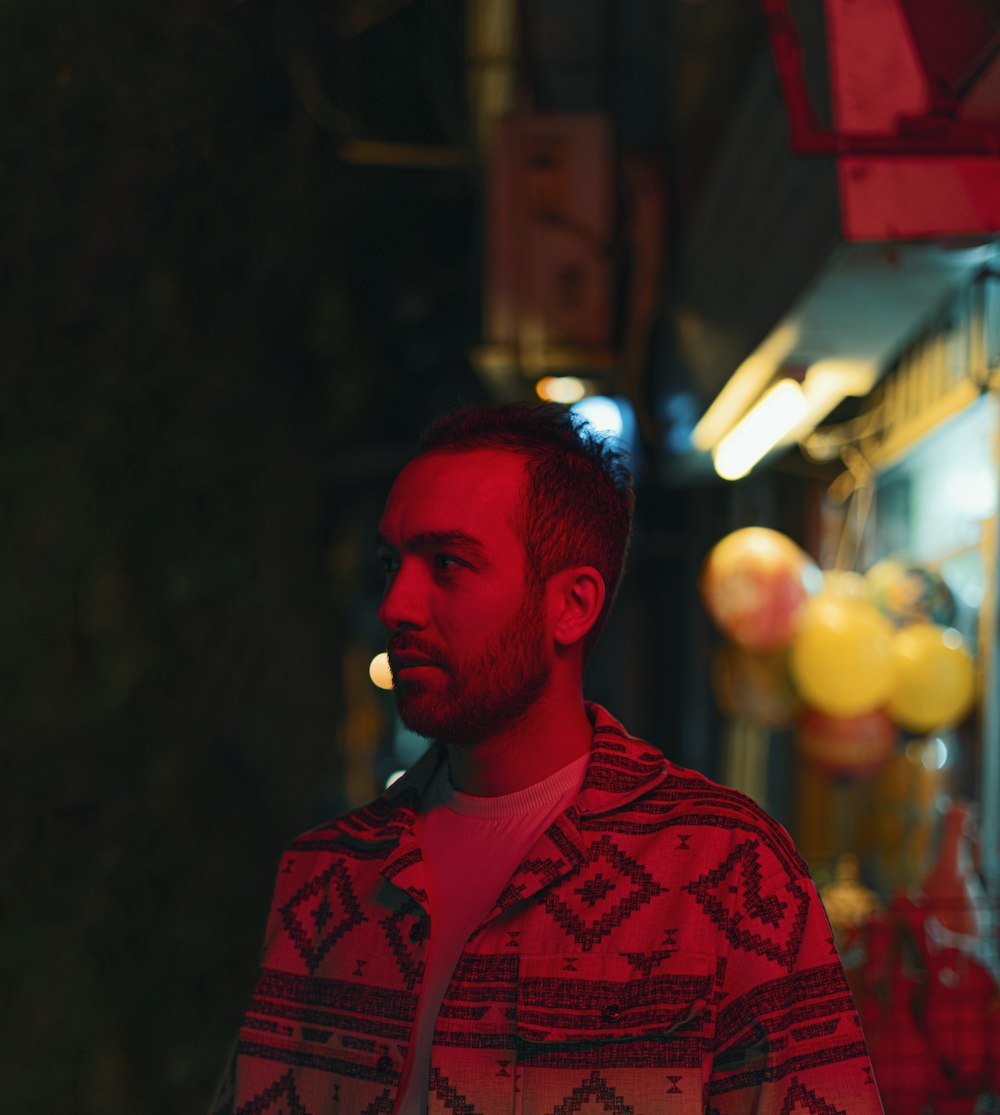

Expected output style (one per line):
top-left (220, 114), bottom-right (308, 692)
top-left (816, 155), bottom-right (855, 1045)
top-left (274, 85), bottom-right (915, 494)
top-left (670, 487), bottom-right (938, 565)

top-left (677, 4), bottom-right (1000, 1112)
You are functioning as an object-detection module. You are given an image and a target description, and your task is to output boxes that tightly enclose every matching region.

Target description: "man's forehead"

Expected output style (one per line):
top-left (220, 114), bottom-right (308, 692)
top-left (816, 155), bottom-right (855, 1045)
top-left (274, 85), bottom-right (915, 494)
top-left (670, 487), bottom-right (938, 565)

top-left (393, 447), bottom-right (527, 496)
top-left (379, 447), bottom-right (527, 537)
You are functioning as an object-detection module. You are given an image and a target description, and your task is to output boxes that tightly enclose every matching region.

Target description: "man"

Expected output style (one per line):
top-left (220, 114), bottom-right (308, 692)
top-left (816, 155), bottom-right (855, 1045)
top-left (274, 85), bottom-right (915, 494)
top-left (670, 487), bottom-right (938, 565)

top-left (212, 403), bottom-right (882, 1115)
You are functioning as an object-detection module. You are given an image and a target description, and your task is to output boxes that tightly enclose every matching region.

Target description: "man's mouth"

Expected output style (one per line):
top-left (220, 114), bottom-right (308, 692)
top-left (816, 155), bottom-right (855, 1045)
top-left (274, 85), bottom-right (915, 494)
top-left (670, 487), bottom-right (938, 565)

top-left (388, 644), bottom-right (446, 675)
top-left (393, 656), bottom-right (439, 669)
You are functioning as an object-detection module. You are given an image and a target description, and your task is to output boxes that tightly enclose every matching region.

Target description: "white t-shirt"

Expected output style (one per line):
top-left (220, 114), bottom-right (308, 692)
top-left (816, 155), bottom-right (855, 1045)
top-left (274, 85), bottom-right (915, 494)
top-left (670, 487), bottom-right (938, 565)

top-left (393, 751), bottom-right (590, 1115)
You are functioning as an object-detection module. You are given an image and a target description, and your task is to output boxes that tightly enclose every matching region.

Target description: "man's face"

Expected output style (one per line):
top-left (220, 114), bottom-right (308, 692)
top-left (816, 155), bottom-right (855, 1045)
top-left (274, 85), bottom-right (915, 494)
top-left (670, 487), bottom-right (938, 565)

top-left (376, 449), bottom-right (551, 746)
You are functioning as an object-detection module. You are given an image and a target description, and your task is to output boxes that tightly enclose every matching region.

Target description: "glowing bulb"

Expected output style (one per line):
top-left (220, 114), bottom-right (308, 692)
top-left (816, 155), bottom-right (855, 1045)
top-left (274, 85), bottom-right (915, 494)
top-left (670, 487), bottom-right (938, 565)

top-left (369, 652), bottom-right (393, 690)
top-left (572, 395), bottom-right (624, 439)
top-left (536, 375), bottom-right (586, 404)
top-left (713, 379), bottom-right (808, 481)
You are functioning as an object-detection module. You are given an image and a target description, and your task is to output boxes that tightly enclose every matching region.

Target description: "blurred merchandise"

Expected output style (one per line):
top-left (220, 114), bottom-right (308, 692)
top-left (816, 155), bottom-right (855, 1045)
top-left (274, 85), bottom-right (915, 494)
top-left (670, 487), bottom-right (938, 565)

top-left (698, 527), bottom-right (820, 651)
top-left (886, 623), bottom-right (976, 735)
top-left (822, 568), bottom-right (872, 601)
top-left (845, 803), bottom-right (999, 1115)
top-left (821, 853), bottom-right (882, 934)
top-left (796, 706), bottom-right (897, 781)
top-left (711, 644), bottom-right (801, 729)
top-left (865, 736), bottom-right (957, 894)
top-left (867, 558), bottom-right (957, 628)
top-left (919, 802), bottom-right (989, 940)
top-left (788, 592), bottom-right (895, 718)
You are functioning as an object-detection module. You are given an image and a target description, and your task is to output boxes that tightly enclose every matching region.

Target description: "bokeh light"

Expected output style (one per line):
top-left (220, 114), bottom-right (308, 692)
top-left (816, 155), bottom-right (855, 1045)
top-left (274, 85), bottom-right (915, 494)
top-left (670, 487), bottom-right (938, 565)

top-left (369, 652), bottom-right (394, 690)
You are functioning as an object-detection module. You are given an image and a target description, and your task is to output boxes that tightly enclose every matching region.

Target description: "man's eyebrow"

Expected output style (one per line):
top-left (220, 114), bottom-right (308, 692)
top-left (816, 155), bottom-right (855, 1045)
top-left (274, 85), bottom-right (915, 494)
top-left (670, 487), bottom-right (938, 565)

top-left (375, 529), bottom-right (486, 555)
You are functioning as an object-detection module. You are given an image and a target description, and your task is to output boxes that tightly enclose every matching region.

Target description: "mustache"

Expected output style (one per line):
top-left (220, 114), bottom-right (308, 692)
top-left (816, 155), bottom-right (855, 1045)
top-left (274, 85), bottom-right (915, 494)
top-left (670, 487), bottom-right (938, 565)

top-left (387, 635), bottom-right (450, 666)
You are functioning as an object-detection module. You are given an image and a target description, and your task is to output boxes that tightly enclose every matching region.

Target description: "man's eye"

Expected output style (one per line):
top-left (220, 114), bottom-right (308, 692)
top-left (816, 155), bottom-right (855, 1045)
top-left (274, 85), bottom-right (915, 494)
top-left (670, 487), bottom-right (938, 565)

top-left (378, 554), bottom-right (398, 576)
top-left (434, 554), bottom-right (462, 572)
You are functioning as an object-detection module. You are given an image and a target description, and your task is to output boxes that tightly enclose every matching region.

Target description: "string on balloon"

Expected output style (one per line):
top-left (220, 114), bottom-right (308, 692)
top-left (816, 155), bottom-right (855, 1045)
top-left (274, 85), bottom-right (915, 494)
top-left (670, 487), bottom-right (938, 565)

top-left (827, 444), bottom-right (876, 575)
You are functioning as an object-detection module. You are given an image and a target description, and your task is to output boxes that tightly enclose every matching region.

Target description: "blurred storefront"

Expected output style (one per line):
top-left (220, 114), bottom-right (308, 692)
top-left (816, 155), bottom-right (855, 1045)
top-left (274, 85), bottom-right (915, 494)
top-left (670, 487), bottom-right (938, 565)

top-left (696, 267), bottom-right (1000, 1115)
top-left (804, 282), bottom-right (1000, 1115)
top-left (678, 5), bottom-right (1000, 1111)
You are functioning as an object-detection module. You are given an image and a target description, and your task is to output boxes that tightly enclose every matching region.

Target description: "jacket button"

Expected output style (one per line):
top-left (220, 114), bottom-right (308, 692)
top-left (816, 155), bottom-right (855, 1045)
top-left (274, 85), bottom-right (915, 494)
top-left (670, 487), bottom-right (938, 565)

top-left (601, 1003), bottom-right (623, 1023)
top-left (377, 1055), bottom-right (393, 1074)
top-left (409, 922), bottom-right (425, 943)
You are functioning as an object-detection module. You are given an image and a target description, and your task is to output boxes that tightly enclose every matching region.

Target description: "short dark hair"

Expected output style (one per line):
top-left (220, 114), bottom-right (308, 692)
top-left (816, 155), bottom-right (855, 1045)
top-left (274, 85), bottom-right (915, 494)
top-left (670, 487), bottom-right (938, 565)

top-left (418, 402), bottom-right (635, 655)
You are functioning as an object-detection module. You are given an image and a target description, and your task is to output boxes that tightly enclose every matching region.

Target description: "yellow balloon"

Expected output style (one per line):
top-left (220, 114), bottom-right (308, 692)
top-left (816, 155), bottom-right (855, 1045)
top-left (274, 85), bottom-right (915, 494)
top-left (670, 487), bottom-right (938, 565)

top-left (821, 569), bottom-right (870, 602)
top-left (789, 594), bottom-right (895, 717)
top-left (886, 624), bottom-right (975, 733)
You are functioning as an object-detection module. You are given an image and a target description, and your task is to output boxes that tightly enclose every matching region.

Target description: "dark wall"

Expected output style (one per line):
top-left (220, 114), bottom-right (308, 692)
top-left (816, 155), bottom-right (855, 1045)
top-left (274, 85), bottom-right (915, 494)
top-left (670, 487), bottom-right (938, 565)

top-left (4, 3), bottom-right (478, 1111)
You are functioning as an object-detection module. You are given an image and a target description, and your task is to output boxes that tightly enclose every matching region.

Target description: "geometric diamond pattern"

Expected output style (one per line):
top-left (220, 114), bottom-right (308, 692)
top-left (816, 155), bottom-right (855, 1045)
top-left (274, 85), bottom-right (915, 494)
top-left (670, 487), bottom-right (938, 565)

top-left (778, 1078), bottom-right (846, 1115)
top-left (683, 841), bottom-right (810, 973)
top-left (279, 860), bottom-right (367, 974)
top-left (428, 1067), bottom-right (487, 1115)
top-left (377, 901), bottom-right (426, 991)
top-left (618, 949), bottom-right (676, 977)
top-left (358, 1089), bottom-right (395, 1115)
top-left (545, 1069), bottom-right (635, 1115)
top-left (235, 1069), bottom-right (314, 1115)
top-left (544, 834), bottom-right (663, 952)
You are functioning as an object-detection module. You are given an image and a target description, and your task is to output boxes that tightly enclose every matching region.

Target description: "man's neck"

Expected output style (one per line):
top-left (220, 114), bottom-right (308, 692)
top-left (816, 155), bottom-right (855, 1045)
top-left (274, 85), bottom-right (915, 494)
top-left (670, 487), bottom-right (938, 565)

top-left (444, 689), bottom-right (593, 797)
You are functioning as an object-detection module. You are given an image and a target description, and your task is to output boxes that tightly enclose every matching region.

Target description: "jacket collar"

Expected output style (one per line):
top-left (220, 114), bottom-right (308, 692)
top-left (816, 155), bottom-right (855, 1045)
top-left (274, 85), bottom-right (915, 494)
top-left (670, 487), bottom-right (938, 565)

top-left (373, 704), bottom-right (668, 913)
top-left (575, 702), bottom-right (669, 815)
top-left (375, 701), bottom-right (667, 830)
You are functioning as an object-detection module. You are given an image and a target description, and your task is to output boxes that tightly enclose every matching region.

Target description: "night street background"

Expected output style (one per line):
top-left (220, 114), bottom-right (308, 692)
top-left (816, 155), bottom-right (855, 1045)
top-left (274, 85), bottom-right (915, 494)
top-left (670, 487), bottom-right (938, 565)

top-left (3, 2), bottom-right (764, 1109)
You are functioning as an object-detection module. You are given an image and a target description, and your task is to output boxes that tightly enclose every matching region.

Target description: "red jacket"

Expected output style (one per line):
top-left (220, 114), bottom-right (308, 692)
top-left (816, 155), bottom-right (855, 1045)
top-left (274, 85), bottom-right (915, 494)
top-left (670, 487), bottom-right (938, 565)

top-left (212, 705), bottom-right (883, 1115)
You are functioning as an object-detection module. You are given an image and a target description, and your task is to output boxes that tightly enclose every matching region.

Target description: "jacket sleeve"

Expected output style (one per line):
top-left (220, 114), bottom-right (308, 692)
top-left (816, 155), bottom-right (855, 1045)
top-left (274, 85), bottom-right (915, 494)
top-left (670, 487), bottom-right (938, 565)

top-left (706, 843), bottom-right (884, 1115)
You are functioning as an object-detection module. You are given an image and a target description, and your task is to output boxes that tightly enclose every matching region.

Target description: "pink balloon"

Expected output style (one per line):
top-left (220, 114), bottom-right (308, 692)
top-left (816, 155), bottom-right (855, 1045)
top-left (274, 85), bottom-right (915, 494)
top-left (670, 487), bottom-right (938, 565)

top-left (699, 527), bottom-right (820, 651)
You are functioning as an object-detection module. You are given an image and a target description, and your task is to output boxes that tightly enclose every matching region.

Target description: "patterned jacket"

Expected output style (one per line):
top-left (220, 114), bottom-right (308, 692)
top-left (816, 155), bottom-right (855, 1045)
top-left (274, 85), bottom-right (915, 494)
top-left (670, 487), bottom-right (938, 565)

top-left (212, 705), bottom-right (883, 1115)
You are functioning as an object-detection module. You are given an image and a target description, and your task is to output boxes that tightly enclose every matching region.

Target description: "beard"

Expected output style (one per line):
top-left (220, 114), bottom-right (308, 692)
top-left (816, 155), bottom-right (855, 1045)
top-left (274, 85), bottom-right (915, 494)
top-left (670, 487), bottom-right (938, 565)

top-left (389, 588), bottom-right (550, 746)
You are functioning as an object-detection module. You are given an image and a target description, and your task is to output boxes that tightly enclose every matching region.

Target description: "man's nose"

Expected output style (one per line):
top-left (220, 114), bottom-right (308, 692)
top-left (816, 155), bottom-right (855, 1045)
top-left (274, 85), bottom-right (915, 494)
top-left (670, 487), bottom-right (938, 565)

top-left (378, 562), bottom-right (428, 633)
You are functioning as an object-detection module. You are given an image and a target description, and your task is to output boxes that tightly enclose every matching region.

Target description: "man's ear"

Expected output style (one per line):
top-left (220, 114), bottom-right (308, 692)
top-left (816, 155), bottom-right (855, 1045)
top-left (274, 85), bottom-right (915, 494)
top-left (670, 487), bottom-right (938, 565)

top-left (549, 566), bottom-right (607, 650)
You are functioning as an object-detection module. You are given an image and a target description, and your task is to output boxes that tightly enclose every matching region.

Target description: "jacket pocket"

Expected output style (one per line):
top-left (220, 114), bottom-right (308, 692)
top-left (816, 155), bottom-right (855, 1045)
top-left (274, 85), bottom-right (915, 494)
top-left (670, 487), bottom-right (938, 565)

top-left (238, 986), bottom-right (406, 1087)
top-left (514, 951), bottom-right (714, 1062)
top-left (236, 1016), bottom-right (401, 1115)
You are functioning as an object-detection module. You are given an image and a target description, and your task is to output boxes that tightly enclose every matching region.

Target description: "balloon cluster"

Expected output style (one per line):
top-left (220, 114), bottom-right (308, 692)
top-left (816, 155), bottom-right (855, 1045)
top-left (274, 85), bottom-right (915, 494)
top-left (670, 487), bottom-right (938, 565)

top-left (699, 529), bottom-right (976, 779)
